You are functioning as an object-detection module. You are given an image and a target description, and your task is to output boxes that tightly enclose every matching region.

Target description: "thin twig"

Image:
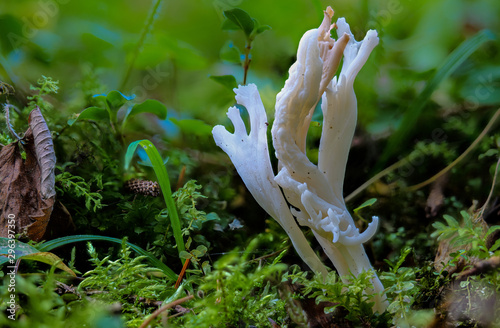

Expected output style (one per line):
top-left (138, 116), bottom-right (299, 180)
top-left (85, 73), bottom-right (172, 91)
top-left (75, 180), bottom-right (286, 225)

top-left (165, 311), bottom-right (186, 320)
top-left (138, 294), bottom-right (194, 328)
top-left (249, 246), bottom-right (289, 263)
top-left (119, 0), bottom-right (164, 91)
top-left (406, 107), bottom-right (500, 192)
top-left (345, 158), bottom-right (406, 202)
top-left (346, 107), bottom-right (500, 201)
top-left (4, 104), bottom-right (22, 141)
top-left (456, 256), bottom-right (500, 281)
top-left (479, 156), bottom-right (500, 219)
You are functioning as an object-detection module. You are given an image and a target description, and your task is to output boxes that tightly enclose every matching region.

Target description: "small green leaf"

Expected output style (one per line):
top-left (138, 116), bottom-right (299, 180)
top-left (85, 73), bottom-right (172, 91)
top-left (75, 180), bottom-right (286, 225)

top-left (196, 245), bottom-right (208, 256)
top-left (163, 282), bottom-right (187, 304)
top-left (402, 281), bottom-right (415, 291)
top-left (191, 249), bottom-right (202, 257)
top-left (201, 261), bottom-right (211, 275)
top-left (68, 107), bottom-right (110, 126)
top-left (486, 225), bottom-right (500, 238)
top-left (170, 117), bottom-right (213, 137)
top-left (185, 237), bottom-right (193, 250)
top-left (479, 149), bottom-right (499, 160)
top-left (22, 252), bottom-right (76, 276)
top-left (324, 305), bottom-right (340, 314)
top-left (179, 251), bottom-right (192, 260)
top-left (221, 18), bottom-right (240, 31)
top-left (461, 210), bottom-right (473, 229)
top-left (451, 235), bottom-right (471, 247)
top-left (381, 272), bottom-right (396, 282)
top-left (102, 90), bottom-right (135, 111)
top-left (353, 198), bottom-right (377, 213)
top-left (432, 221), bottom-right (446, 229)
top-left (122, 99), bottom-right (167, 129)
top-left (210, 75), bottom-right (238, 90)
top-left (223, 8), bottom-right (254, 37)
top-left (0, 238), bottom-right (75, 276)
top-left (443, 214), bottom-right (459, 227)
top-left (489, 238), bottom-right (500, 252)
top-left (255, 24), bottom-right (271, 35)
top-left (92, 91), bottom-right (135, 126)
top-left (460, 210), bottom-right (471, 220)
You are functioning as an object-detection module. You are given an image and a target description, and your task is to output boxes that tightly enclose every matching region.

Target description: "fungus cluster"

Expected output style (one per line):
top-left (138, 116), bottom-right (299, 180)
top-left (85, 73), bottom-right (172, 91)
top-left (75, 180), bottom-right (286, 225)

top-left (212, 6), bottom-right (387, 313)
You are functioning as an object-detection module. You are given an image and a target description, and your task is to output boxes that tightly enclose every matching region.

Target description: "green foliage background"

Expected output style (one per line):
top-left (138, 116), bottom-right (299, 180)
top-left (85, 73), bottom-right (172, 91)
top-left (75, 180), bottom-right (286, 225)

top-left (1, 0), bottom-right (500, 327)
top-left (1, 0), bottom-right (498, 127)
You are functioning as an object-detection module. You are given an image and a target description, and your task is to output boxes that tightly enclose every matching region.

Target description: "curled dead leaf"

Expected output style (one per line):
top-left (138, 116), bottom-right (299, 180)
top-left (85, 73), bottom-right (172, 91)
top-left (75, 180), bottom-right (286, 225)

top-left (426, 173), bottom-right (448, 218)
top-left (0, 107), bottom-right (57, 241)
top-left (29, 106), bottom-right (57, 199)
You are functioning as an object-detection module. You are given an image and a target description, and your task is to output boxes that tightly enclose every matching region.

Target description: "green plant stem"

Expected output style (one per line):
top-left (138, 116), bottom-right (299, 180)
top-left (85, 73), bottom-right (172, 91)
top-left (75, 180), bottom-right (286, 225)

top-left (119, 0), bottom-right (164, 91)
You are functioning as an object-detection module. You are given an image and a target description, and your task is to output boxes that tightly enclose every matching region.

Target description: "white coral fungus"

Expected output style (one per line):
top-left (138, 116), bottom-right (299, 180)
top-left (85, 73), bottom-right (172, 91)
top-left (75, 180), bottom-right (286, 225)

top-left (213, 6), bottom-right (387, 313)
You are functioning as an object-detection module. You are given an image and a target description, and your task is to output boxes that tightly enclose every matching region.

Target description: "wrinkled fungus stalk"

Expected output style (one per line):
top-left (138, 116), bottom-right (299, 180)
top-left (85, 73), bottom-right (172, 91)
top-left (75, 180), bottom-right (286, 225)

top-left (213, 6), bottom-right (387, 313)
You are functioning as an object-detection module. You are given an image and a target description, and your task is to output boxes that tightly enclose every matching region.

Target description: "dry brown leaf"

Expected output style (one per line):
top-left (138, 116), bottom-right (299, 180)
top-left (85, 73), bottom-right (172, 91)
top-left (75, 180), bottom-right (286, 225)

top-left (29, 106), bottom-right (56, 199)
top-left (42, 200), bottom-right (75, 240)
top-left (426, 173), bottom-right (449, 218)
top-left (0, 107), bottom-right (56, 241)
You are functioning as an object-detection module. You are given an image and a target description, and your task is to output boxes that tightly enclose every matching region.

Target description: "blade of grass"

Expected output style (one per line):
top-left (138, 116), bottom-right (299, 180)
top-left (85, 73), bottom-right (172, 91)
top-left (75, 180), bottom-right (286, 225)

top-left (376, 29), bottom-right (496, 171)
top-left (125, 140), bottom-right (185, 263)
top-left (119, 0), bottom-right (164, 90)
top-left (37, 234), bottom-right (177, 280)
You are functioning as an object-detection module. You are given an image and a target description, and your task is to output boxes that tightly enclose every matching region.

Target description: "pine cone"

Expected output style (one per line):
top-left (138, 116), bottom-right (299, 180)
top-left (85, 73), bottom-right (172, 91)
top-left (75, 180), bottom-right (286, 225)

top-left (125, 179), bottom-right (160, 197)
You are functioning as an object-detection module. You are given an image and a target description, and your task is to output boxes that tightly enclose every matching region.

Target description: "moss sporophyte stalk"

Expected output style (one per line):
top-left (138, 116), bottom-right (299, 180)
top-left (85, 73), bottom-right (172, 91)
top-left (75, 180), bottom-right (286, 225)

top-left (212, 6), bottom-right (387, 313)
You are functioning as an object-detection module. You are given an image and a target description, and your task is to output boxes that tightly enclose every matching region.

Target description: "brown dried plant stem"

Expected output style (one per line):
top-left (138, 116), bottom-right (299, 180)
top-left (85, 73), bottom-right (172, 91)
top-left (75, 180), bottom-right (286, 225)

top-left (174, 257), bottom-right (190, 289)
top-left (138, 295), bottom-right (194, 328)
top-left (175, 165), bottom-right (187, 191)
top-left (243, 41), bottom-right (252, 85)
top-left (406, 107), bottom-right (500, 192)
top-left (479, 156), bottom-right (500, 218)
top-left (345, 159), bottom-right (406, 202)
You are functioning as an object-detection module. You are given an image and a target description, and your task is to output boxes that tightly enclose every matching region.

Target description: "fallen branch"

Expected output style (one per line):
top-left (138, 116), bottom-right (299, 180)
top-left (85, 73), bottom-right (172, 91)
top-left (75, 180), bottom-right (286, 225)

top-left (456, 256), bottom-right (500, 281)
top-left (139, 294), bottom-right (194, 328)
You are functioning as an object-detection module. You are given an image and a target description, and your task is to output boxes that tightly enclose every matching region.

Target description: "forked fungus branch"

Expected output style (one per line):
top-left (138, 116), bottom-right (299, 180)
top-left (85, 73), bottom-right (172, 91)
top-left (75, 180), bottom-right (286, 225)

top-left (213, 6), bottom-right (387, 313)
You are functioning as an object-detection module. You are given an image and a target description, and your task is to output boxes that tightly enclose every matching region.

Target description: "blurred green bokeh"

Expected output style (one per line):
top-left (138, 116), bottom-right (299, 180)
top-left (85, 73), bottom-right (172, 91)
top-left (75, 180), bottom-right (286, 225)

top-left (0, 0), bottom-right (499, 132)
